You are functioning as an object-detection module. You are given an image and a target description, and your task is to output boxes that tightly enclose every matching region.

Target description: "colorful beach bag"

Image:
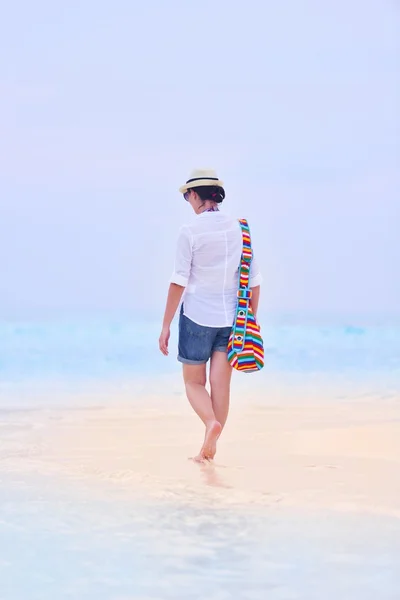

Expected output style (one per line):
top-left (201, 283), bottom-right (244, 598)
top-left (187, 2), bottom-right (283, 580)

top-left (227, 219), bottom-right (264, 372)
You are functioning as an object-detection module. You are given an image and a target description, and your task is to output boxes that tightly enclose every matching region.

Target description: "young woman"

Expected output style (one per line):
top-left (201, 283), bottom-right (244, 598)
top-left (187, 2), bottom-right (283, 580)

top-left (159, 169), bottom-right (262, 462)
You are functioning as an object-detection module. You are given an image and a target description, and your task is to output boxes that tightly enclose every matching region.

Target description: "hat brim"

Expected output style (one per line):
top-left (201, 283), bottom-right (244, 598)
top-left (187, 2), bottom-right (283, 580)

top-left (179, 178), bottom-right (224, 194)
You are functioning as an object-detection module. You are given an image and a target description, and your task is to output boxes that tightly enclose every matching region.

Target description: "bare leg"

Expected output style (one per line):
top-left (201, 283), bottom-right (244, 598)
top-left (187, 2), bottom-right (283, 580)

top-left (183, 364), bottom-right (222, 461)
top-left (210, 351), bottom-right (233, 429)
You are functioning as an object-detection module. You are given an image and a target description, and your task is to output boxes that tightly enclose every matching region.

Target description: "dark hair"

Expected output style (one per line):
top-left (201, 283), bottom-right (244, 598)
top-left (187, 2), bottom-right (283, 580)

top-left (192, 185), bottom-right (225, 204)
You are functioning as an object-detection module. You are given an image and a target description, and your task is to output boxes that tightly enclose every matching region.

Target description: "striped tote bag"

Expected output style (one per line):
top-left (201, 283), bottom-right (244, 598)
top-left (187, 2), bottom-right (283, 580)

top-left (227, 219), bottom-right (264, 372)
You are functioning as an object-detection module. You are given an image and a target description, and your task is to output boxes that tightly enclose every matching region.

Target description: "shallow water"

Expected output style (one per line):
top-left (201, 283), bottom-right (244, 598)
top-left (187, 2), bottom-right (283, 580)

top-left (1, 470), bottom-right (400, 600)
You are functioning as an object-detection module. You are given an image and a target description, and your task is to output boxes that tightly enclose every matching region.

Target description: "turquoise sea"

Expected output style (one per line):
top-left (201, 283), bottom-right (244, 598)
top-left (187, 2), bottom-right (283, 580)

top-left (1, 312), bottom-right (400, 394)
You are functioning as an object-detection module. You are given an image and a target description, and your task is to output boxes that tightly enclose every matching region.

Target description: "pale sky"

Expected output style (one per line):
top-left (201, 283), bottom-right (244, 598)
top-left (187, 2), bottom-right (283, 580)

top-left (0, 1), bottom-right (399, 318)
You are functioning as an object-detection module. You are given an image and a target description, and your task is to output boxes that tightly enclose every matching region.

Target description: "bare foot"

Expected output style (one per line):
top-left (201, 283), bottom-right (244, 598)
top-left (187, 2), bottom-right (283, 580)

top-left (190, 454), bottom-right (207, 463)
top-left (201, 420), bottom-right (222, 460)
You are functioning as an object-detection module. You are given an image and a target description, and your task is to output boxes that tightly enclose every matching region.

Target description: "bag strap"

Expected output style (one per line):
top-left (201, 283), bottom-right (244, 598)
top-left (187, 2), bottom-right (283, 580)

top-left (231, 219), bottom-right (253, 352)
top-left (238, 218), bottom-right (252, 293)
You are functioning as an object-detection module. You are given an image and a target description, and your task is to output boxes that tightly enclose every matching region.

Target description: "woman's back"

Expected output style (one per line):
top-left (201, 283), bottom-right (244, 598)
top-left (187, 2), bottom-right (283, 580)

top-left (171, 211), bottom-right (261, 327)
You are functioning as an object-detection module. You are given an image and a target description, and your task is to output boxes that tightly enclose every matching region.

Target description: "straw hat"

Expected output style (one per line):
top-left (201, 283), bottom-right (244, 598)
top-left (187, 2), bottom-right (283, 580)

top-left (179, 168), bottom-right (224, 194)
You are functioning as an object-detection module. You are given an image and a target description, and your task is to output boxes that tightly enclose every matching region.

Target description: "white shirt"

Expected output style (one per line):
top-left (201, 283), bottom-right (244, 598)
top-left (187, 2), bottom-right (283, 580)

top-left (170, 211), bottom-right (262, 327)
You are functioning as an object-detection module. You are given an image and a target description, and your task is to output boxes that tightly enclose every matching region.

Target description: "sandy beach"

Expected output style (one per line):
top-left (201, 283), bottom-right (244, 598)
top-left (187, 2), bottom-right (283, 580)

top-left (2, 390), bottom-right (400, 517)
top-left (1, 387), bottom-right (400, 599)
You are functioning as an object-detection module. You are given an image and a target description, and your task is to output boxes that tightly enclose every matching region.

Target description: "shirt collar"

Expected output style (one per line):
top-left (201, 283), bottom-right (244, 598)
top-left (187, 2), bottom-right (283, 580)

top-left (197, 210), bottom-right (220, 217)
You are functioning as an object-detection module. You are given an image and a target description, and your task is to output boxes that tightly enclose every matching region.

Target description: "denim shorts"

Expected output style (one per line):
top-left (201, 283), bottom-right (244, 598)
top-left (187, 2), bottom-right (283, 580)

top-left (178, 305), bottom-right (232, 365)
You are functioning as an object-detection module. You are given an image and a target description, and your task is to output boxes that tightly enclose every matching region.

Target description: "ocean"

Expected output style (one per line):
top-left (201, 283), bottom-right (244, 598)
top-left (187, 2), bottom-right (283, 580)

top-left (1, 312), bottom-right (399, 394)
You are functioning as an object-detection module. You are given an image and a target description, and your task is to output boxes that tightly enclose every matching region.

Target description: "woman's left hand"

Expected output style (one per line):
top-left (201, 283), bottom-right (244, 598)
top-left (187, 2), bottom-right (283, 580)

top-left (159, 327), bottom-right (170, 356)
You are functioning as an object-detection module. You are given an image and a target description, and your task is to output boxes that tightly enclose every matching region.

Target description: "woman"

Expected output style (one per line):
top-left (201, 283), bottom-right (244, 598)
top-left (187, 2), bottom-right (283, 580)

top-left (159, 168), bottom-right (262, 462)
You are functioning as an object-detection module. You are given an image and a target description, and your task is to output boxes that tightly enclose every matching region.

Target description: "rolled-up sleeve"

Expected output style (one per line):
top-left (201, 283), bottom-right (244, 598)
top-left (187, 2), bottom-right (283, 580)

top-left (250, 253), bottom-right (263, 287)
top-left (169, 226), bottom-right (192, 287)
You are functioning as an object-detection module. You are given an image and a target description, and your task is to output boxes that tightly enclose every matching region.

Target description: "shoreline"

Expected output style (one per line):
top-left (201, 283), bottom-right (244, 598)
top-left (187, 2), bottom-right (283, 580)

top-left (1, 369), bottom-right (399, 411)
